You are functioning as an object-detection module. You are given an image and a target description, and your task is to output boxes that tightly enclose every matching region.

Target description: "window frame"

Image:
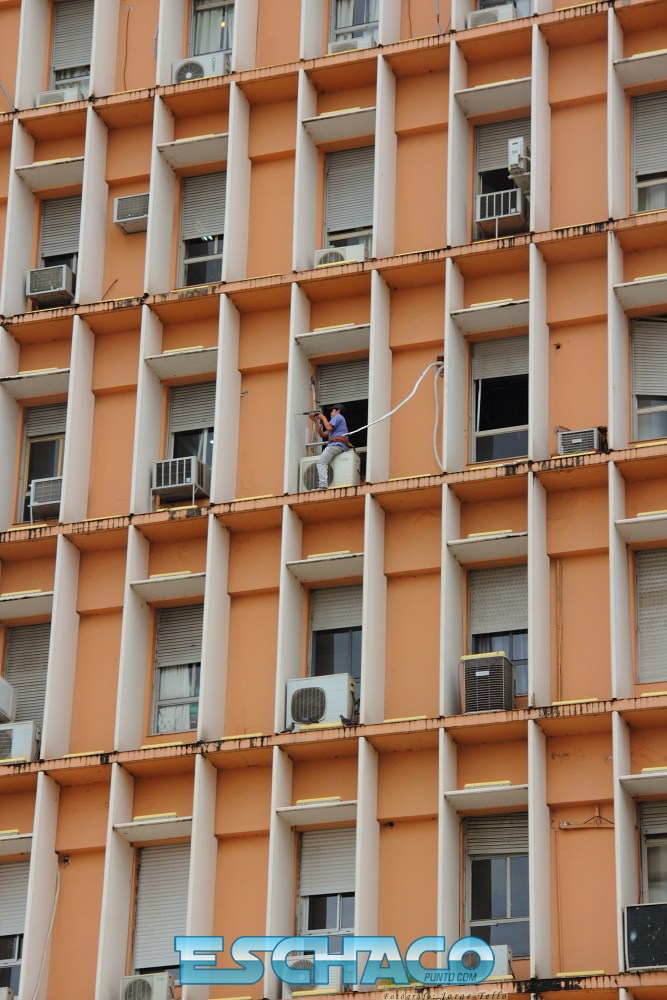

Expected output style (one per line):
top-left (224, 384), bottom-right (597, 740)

top-left (465, 851), bottom-right (530, 956)
top-left (151, 606), bottom-right (204, 736)
top-left (190, 0), bottom-right (235, 57)
top-left (470, 371), bottom-right (529, 463)
top-left (20, 431), bottom-right (65, 524)
top-left (0, 934), bottom-right (22, 994)
top-left (181, 233), bottom-right (224, 288)
top-left (329, 0), bottom-right (379, 43)
top-left (49, 0), bottom-right (93, 96)
top-left (640, 805), bottom-right (667, 903)
top-left (471, 629), bottom-right (528, 698)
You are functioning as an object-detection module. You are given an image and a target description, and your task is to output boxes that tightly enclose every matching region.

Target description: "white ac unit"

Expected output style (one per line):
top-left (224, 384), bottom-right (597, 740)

top-left (467, 2), bottom-right (516, 27)
top-left (113, 194), bottom-right (150, 234)
top-left (172, 51), bottom-right (230, 84)
top-left (286, 673), bottom-right (355, 730)
top-left (314, 244), bottom-right (367, 267)
top-left (152, 457), bottom-right (211, 503)
top-left (0, 987), bottom-right (16, 1000)
top-left (26, 265), bottom-right (75, 307)
top-left (475, 187), bottom-right (529, 238)
top-left (0, 722), bottom-right (41, 763)
top-left (30, 476), bottom-right (63, 522)
top-left (490, 944), bottom-right (513, 977)
top-left (460, 653), bottom-right (514, 714)
top-left (557, 427), bottom-right (604, 455)
top-left (35, 85), bottom-right (84, 107)
top-left (119, 972), bottom-right (174, 1000)
top-left (328, 32), bottom-right (377, 54)
top-left (285, 954), bottom-right (343, 995)
top-left (0, 677), bottom-right (17, 724)
top-left (299, 450), bottom-right (361, 492)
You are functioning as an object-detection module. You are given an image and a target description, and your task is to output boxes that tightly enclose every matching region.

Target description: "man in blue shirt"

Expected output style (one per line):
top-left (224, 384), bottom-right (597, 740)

top-left (309, 404), bottom-right (350, 489)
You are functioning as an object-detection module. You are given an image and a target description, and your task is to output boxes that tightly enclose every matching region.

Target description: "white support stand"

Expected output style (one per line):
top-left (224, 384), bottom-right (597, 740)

top-left (360, 494), bottom-right (386, 724)
top-left (373, 55), bottom-right (396, 260)
top-left (1, 120), bottom-right (35, 317)
top-left (198, 515), bottom-right (231, 741)
top-left (607, 9), bottom-right (625, 220)
top-left (156, 0), bottom-right (187, 87)
top-left (129, 305), bottom-right (164, 514)
top-left (77, 108), bottom-right (109, 305)
top-left (356, 737), bottom-right (379, 936)
top-left (446, 43), bottom-right (468, 248)
top-left (440, 485), bottom-right (462, 716)
top-left (19, 771), bottom-right (59, 1000)
top-left (114, 527), bottom-right (150, 751)
top-left (42, 535), bottom-right (80, 760)
top-left (14, 0), bottom-right (50, 112)
top-left (212, 294), bottom-right (241, 503)
top-left (612, 712), bottom-right (635, 975)
top-left (530, 26), bottom-right (550, 234)
top-left (609, 462), bottom-right (632, 699)
top-left (284, 284), bottom-right (312, 496)
top-left (61, 317), bottom-right (95, 523)
top-left (232, 0), bottom-right (259, 72)
top-left (608, 232), bottom-right (628, 449)
top-left (223, 82), bottom-right (250, 283)
top-left (528, 720), bottom-right (551, 977)
top-left (89, 0), bottom-right (120, 98)
top-left (144, 97), bottom-right (176, 295)
top-left (264, 746), bottom-right (294, 999)
top-left (367, 271), bottom-right (391, 483)
top-left (528, 244), bottom-right (549, 460)
top-left (183, 754), bottom-right (218, 1000)
top-left (528, 471), bottom-right (549, 707)
top-left (274, 506), bottom-right (304, 732)
top-left (443, 258), bottom-right (466, 472)
top-left (292, 70), bottom-right (318, 273)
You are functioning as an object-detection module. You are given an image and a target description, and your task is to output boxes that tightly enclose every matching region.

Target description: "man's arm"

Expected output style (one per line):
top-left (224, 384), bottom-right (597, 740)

top-left (309, 411), bottom-right (331, 439)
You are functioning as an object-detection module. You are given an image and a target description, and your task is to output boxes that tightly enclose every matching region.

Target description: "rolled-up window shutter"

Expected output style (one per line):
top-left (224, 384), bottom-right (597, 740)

top-left (633, 93), bottom-right (667, 176)
top-left (311, 586), bottom-right (363, 632)
top-left (475, 118), bottom-right (531, 174)
top-left (52, 0), bottom-right (94, 71)
top-left (4, 623), bottom-right (51, 726)
top-left (24, 403), bottom-right (67, 437)
top-left (40, 197), bottom-right (82, 258)
top-left (133, 843), bottom-right (190, 970)
top-left (470, 566), bottom-right (527, 636)
top-left (632, 320), bottom-right (667, 396)
top-left (471, 336), bottom-right (529, 380)
top-left (299, 829), bottom-right (356, 896)
top-left (318, 360), bottom-right (369, 404)
top-left (0, 861), bottom-right (30, 937)
top-left (326, 147), bottom-right (375, 234)
top-left (466, 814), bottom-right (528, 856)
top-left (168, 383), bottom-right (216, 433)
top-left (636, 550), bottom-right (667, 683)
top-left (641, 802), bottom-right (667, 835)
top-left (181, 173), bottom-right (226, 240)
top-left (156, 606), bottom-right (203, 668)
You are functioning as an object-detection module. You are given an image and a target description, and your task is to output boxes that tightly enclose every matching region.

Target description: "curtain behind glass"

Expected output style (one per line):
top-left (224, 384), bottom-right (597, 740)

top-left (193, 2), bottom-right (234, 55)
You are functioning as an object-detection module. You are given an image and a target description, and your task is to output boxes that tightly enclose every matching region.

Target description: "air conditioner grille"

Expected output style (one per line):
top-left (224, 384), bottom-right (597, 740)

top-left (557, 428), bottom-right (602, 455)
top-left (154, 457), bottom-right (196, 489)
top-left (0, 730), bottom-right (13, 758)
top-left (116, 194), bottom-right (149, 221)
top-left (302, 461), bottom-right (333, 491)
top-left (122, 980), bottom-right (154, 1000)
top-left (29, 266), bottom-right (67, 293)
top-left (291, 686), bottom-right (327, 725)
top-left (32, 477), bottom-right (62, 504)
top-left (463, 655), bottom-right (514, 713)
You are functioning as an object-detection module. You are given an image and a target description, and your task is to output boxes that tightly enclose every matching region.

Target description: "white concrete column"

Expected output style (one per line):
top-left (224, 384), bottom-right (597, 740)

top-left (438, 730), bottom-right (459, 944)
top-left (144, 97), bottom-right (176, 294)
top-left (528, 244), bottom-right (549, 461)
top-left (440, 485), bottom-right (462, 716)
top-left (14, 0), bottom-right (50, 111)
top-left (60, 317), bottom-right (95, 523)
top-left (89, 0), bottom-right (120, 98)
top-left (0, 329), bottom-right (20, 530)
top-left (355, 737), bottom-right (379, 935)
top-left (212, 294), bottom-right (241, 503)
top-left (198, 515), bottom-right (231, 741)
top-left (284, 284), bottom-right (312, 496)
top-left (129, 305), bottom-right (163, 514)
top-left (378, 0), bottom-right (401, 43)
top-left (609, 462), bottom-right (632, 699)
top-left (293, 70), bottom-right (318, 272)
top-left (232, 0), bottom-right (259, 72)
top-left (274, 506), bottom-right (304, 732)
top-left (114, 527), bottom-right (150, 751)
top-left (528, 720), bottom-right (551, 977)
top-left (77, 108), bottom-right (109, 305)
top-left (373, 55), bottom-right (396, 260)
top-left (42, 535), bottom-right (80, 760)
top-left (156, 0), bottom-right (187, 86)
top-left (612, 712), bottom-right (635, 974)
top-left (528, 472), bottom-right (549, 707)
top-left (264, 746), bottom-right (294, 999)
top-left (607, 9), bottom-right (625, 220)
top-left (222, 82), bottom-right (250, 283)
top-left (608, 232), bottom-right (628, 449)
top-left (300, 0), bottom-right (326, 59)
top-left (446, 43), bottom-right (468, 248)
top-left (1, 120), bottom-right (35, 317)
top-left (530, 26), bottom-right (550, 234)
top-left (443, 260), bottom-right (465, 472)
top-left (367, 270), bottom-right (391, 484)
top-left (360, 494), bottom-right (386, 724)
top-left (183, 754), bottom-right (218, 1000)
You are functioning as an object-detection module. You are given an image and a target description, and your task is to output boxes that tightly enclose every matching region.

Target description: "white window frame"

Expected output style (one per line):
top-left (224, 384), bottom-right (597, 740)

top-left (190, 0), bottom-right (235, 57)
top-left (330, 0), bottom-right (379, 43)
top-left (152, 606), bottom-right (203, 736)
top-left (640, 804), bottom-right (667, 903)
top-left (631, 319), bottom-right (667, 443)
top-left (50, 0), bottom-right (94, 96)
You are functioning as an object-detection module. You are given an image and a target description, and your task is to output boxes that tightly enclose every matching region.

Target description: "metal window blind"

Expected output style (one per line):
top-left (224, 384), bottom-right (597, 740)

top-left (0, 860), bottom-right (30, 937)
top-left (24, 403), bottom-right (67, 438)
top-left (40, 197), bottom-right (82, 258)
top-left (466, 814), bottom-right (528, 856)
top-left (469, 566), bottom-right (528, 636)
top-left (299, 829), bottom-right (356, 896)
top-left (133, 843), bottom-right (190, 970)
top-left (633, 93), bottom-right (667, 176)
top-left (52, 0), bottom-right (94, 71)
top-left (632, 320), bottom-right (667, 396)
top-left (318, 360), bottom-right (369, 404)
top-left (155, 606), bottom-right (203, 668)
top-left (311, 586), bottom-right (363, 632)
top-left (181, 173), bottom-right (226, 240)
top-left (168, 383), bottom-right (216, 434)
top-left (471, 336), bottom-right (529, 380)
top-left (5, 624), bottom-right (50, 726)
top-left (475, 118), bottom-right (531, 174)
top-left (636, 549), bottom-right (667, 683)
top-left (325, 147), bottom-right (375, 234)
top-left (641, 802), bottom-right (667, 836)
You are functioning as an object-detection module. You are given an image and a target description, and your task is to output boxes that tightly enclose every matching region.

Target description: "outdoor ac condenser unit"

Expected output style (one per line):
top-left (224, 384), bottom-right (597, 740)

top-left (172, 51), bottom-right (230, 84)
top-left (26, 265), bottom-right (75, 307)
top-left (467, 3), bottom-right (516, 27)
top-left (490, 944), bottom-right (513, 976)
top-left (0, 987), bottom-right (16, 1000)
top-left (460, 653), bottom-right (514, 713)
top-left (314, 244), bottom-right (367, 267)
top-left (30, 476), bottom-right (62, 522)
top-left (328, 32), bottom-right (376, 54)
top-left (0, 677), bottom-right (17, 724)
top-left (0, 722), bottom-right (41, 763)
top-left (286, 674), bottom-right (355, 730)
top-left (152, 457), bottom-right (211, 503)
top-left (285, 954), bottom-right (343, 995)
top-left (557, 427), bottom-right (604, 455)
top-left (299, 451), bottom-right (361, 492)
top-left (113, 194), bottom-right (150, 234)
top-left (36, 85), bottom-right (84, 107)
top-left (119, 972), bottom-right (174, 1000)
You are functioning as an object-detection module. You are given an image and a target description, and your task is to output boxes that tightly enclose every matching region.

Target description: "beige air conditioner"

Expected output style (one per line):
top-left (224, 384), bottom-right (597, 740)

top-left (328, 32), bottom-right (377, 54)
top-left (119, 972), bottom-right (174, 1000)
top-left (172, 51), bottom-right (230, 84)
top-left (314, 244), bottom-right (367, 267)
top-left (36, 85), bottom-right (84, 107)
top-left (26, 265), bottom-right (75, 307)
top-left (114, 194), bottom-right (150, 234)
top-left (0, 722), bottom-right (41, 763)
top-left (286, 673), bottom-right (355, 730)
top-left (30, 476), bottom-right (63, 521)
top-left (299, 450), bottom-right (360, 491)
top-left (467, 2), bottom-right (516, 27)
top-left (152, 457), bottom-right (211, 504)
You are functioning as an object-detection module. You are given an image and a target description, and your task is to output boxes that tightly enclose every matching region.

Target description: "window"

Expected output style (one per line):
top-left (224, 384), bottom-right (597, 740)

top-left (470, 337), bottom-right (528, 462)
top-left (180, 173), bottom-right (226, 287)
top-left (39, 196), bottom-right (82, 276)
top-left (633, 93), bottom-right (667, 213)
top-left (636, 549), bottom-right (667, 684)
top-left (469, 566), bottom-right (528, 696)
top-left (640, 803), bottom-right (667, 903)
top-left (324, 147), bottom-right (374, 254)
top-left (51, 0), bottom-right (94, 96)
top-left (0, 860), bottom-right (29, 994)
top-left (299, 829), bottom-right (356, 945)
top-left (20, 404), bottom-right (67, 523)
top-left (4, 624), bottom-right (51, 726)
top-left (133, 843), bottom-right (190, 977)
top-left (465, 814), bottom-right (529, 957)
top-left (168, 383), bottom-right (216, 467)
top-left (310, 586), bottom-right (362, 690)
top-left (191, 0), bottom-right (235, 56)
top-left (153, 606), bottom-right (203, 735)
top-left (330, 0), bottom-right (378, 43)
top-left (316, 359), bottom-right (368, 476)
top-left (474, 119), bottom-right (530, 240)
top-left (632, 319), bottom-right (667, 442)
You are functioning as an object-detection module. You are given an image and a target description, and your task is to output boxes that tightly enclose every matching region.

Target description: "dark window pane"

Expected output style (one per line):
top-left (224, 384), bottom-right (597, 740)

top-left (0, 936), bottom-right (17, 962)
top-left (471, 856), bottom-right (507, 920)
top-left (308, 894), bottom-right (339, 930)
top-left (489, 919), bottom-right (530, 958)
top-left (28, 438), bottom-right (60, 481)
top-left (340, 893), bottom-right (355, 929)
top-left (184, 257), bottom-right (222, 286)
top-left (637, 396), bottom-right (667, 409)
top-left (637, 410), bottom-right (667, 441)
top-left (185, 237), bottom-right (221, 258)
top-left (173, 430), bottom-right (204, 460)
top-left (510, 855), bottom-right (529, 917)
top-left (479, 167), bottom-right (512, 195)
top-left (476, 429), bottom-right (529, 462)
top-left (312, 628), bottom-right (361, 684)
top-left (477, 374), bottom-right (528, 433)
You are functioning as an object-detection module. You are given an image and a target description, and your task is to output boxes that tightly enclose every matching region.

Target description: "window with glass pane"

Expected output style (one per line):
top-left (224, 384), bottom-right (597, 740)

top-left (473, 631), bottom-right (528, 696)
top-left (153, 605), bottom-right (203, 735)
top-left (632, 319), bottom-right (667, 442)
top-left (307, 893), bottom-right (355, 933)
top-left (469, 854), bottom-right (529, 957)
top-left (155, 663), bottom-right (200, 734)
top-left (633, 93), bottom-right (667, 214)
top-left (182, 235), bottom-right (224, 287)
top-left (312, 628), bottom-right (362, 685)
top-left (0, 935), bottom-right (22, 993)
top-left (22, 435), bottom-right (64, 522)
top-left (192, 0), bottom-right (235, 55)
top-left (172, 428), bottom-right (214, 467)
top-left (332, 0), bottom-right (379, 40)
top-left (473, 373), bottom-right (529, 462)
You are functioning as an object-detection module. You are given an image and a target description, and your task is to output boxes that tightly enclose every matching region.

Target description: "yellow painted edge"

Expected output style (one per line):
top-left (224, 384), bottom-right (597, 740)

top-left (148, 571), bottom-right (192, 579)
top-left (62, 751), bottom-right (104, 758)
top-left (312, 323), bottom-right (358, 332)
top-left (306, 550), bottom-right (351, 559)
top-left (133, 812), bottom-right (178, 821)
top-left (0, 589), bottom-right (42, 597)
top-left (384, 715), bottom-right (428, 723)
top-left (637, 509), bottom-right (667, 517)
top-left (467, 529), bottom-right (513, 538)
top-left (641, 766), bottom-right (667, 773)
top-left (0, 757), bottom-right (27, 764)
top-left (0, 829), bottom-right (20, 835)
top-left (219, 732), bottom-right (264, 741)
top-left (634, 272), bottom-right (667, 281)
top-left (467, 298), bottom-right (513, 308)
top-left (298, 722), bottom-right (344, 731)
top-left (161, 346), bottom-right (205, 354)
top-left (635, 438), bottom-right (667, 448)
top-left (139, 741), bottom-right (185, 749)
top-left (318, 106), bottom-right (361, 117)
top-left (464, 780), bottom-right (511, 788)
top-left (460, 651), bottom-right (508, 660)
top-left (232, 494), bottom-right (274, 501)
top-left (640, 690), bottom-right (667, 697)
top-left (552, 698), bottom-right (598, 705)
top-left (158, 504), bottom-right (199, 511)
top-left (295, 796), bottom-right (342, 805)
top-left (555, 971), bottom-right (605, 977)
top-left (15, 367), bottom-right (60, 375)
top-left (387, 474), bottom-right (432, 481)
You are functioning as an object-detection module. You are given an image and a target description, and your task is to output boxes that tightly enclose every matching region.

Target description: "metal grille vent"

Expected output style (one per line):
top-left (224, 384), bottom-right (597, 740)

top-left (0, 729), bottom-right (13, 758)
top-left (557, 428), bottom-right (602, 455)
top-left (29, 266), bottom-right (68, 293)
top-left (122, 978), bottom-right (156, 1000)
top-left (116, 194), bottom-right (149, 221)
top-left (463, 655), bottom-right (514, 713)
top-left (154, 457), bottom-right (197, 489)
top-left (291, 686), bottom-right (327, 724)
top-left (32, 478), bottom-right (62, 504)
top-left (302, 461), bottom-right (333, 491)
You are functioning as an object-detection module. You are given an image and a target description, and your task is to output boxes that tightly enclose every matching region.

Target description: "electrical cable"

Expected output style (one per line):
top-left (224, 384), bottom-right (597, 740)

top-left (0, 79), bottom-right (16, 112)
top-left (29, 858), bottom-right (61, 1000)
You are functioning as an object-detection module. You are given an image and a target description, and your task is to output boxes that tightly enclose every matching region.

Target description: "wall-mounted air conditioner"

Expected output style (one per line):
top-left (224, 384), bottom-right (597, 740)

top-left (0, 722), bottom-right (41, 763)
top-left (626, 903), bottom-right (667, 969)
top-left (26, 265), bottom-right (75, 307)
top-left (120, 973), bottom-right (174, 1000)
top-left (328, 32), bottom-right (377, 54)
top-left (30, 476), bottom-right (62, 522)
top-left (152, 457), bottom-right (212, 504)
top-left (460, 653), bottom-right (514, 713)
top-left (557, 427), bottom-right (605, 455)
top-left (113, 194), bottom-right (150, 234)
top-left (0, 987), bottom-right (16, 1000)
top-left (0, 677), bottom-right (17, 724)
top-left (172, 51), bottom-right (230, 84)
top-left (299, 450), bottom-right (361, 492)
top-left (36, 85), bottom-right (84, 107)
top-left (490, 944), bottom-right (513, 977)
top-left (467, 2), bottom-right (516, 27)
top-left (314, 244), bottom-right (367, 267)
top-left (475, 187), bottom-right (528, 239)
top-left (286, 673), bottom-right (355, 730)
top-left (285, 954), bottom-right (343, 995)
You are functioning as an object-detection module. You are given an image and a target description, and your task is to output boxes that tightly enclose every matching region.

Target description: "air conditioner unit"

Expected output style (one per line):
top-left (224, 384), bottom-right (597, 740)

top-left (314, 244), bottom-right (367, 267)
top-left (475, 187), bottom-right (529, 239)
top-left (35, 85), bottom-right (84, 107)
top-left (285, 954), bottom-right (343, 995)
top-left (490, 944), bottom-right (513, 977)
top-left (460, 653), bottom-right (514, 713)
top-left (30, 476), bottom-right (62, 521)
top-left (172, 51), bottom-right (230, 84)
top-left (286, 673), bottom-right (355, 730)
top-left (26, 265), bottom-right (75, 307)
top-left (328, 32), bottom-right (377, 54)
top-left (557, 427), bottom-right (605, 455)
top-left (0, 988), bottom-right (16, 1000)
top-left (0, 722), bottom-right (41, 763)
top-left (113, 194), bottom-right (150, 234)
top-left (299, 450), bottom-right (361, 492)
top-left (626, 903), bottom-right (667, 969)
top-left (467, 2), bottom-right (516, 26)
top-left (152, 457), bottom-right (211, 504)
top-left (0, 677), bottom-right (17, 725)
top-left (119, 973), bottom-right (174, 1000)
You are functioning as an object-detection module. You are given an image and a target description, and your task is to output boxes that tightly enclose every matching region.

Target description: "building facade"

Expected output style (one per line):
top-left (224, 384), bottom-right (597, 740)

top-left (0, 0), bottom-right (666, 998)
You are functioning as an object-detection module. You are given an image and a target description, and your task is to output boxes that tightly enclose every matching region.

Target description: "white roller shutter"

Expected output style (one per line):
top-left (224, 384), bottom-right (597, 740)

top-left (0, 861), bottom-right (30, 937)
top-left (475, 118), bottom-right (531, 174)
top-left (299, 829), bottom-right (356, 896)
top-left (636, 549), bottom-right (667, 683)
top-left (466, 814), bottom-right (528, 856)
top-left (24, 403), bottom-right (67, 438)
top-left (168, 383), bottom-right (216, 433)
top-left (181, 173), bottom-right (226, 240)
top-left (311, 586), bottom-right (363, 632)
top-left (325, 147), bottom-right (375, 234)
top-left (632, 320), bottom-right (667, 396)
top-left (641, 802), bottom-right (667, 836)
top-left (133, 843), bottom-right (190, 971)
top-left (155, 606), bottom-right (203, 668)
top-left (4, 624), bottom-right (50, 726)
top-left (40, 197), bottom-right (82, 258)
top-left (318, 360), bottom-right (369, 404)
top-left (633, 93), bottom-right (667, 176)
top-left (471, 336), bottom-right (529, 380)
top-left (52, 0), bottom-right (94, 71)
top-left (469, 566), bottom-right (527, 636)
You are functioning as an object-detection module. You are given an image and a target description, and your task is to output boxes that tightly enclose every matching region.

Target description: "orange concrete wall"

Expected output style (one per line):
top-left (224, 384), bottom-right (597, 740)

top-left (457, 739), bottom-right (528, 787)
top-left (133, 771), bottom-right (194, 817)
top-left (292, 756), bottom-right (358, 802)
top-left (113, 0), bottom-right (160, 92)
top-left (378, 818), bottom-right (438, 952)
top-left (548, 322), bottom-right (608, 453)
top-left (256, 0), bottom-right (301, 67)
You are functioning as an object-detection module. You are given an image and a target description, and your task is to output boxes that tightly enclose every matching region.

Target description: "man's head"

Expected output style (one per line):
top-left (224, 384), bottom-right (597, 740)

top-left (329, 404), bottom-right (345, 417)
